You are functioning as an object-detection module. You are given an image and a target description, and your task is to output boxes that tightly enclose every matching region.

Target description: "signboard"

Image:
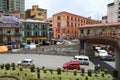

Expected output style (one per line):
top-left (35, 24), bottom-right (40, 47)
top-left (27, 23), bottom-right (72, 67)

top-left (0, 14), bottom-right (20, 25)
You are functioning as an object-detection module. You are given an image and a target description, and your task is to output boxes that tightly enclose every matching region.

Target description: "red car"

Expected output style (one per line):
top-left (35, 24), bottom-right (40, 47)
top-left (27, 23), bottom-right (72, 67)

top-left (62, 61), bottom-right (80, 70)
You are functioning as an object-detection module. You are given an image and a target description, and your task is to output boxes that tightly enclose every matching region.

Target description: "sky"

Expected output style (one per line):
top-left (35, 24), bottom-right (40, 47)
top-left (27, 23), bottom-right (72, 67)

top-left (25, 0), bottom-right (113, 20)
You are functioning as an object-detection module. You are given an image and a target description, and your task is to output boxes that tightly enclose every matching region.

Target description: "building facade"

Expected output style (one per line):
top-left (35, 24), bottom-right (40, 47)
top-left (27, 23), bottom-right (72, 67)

top-left (21, 19), bottom-right (50, 45)
top-left (0, 13), bottom-right (22, 48)
top-left (0, 0), bottom-right (25, 18)
top-left (107, 0), bottom-right (120, 22)
top-left (52, 11), bottom-right (99, 39)
top-left (45, 18), bottom-right (53, 39)
top-left (25, 5), bottom-right (47, 21)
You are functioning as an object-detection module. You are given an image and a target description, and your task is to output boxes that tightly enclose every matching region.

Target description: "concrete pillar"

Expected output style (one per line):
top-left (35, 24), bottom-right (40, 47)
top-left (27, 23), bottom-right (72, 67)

top-left (115, 48), bottom-right (120, 77)
top-left (85, 42), bottom-right (95, 57)
top-left (79, 40), bottom-right (85, 55)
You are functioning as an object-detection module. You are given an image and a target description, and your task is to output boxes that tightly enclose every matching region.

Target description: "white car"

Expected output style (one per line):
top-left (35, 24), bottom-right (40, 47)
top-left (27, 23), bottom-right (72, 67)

top-left (17, 59), bottom-right (33, 66)
top-left (71, 55), bottom-right (89, 65)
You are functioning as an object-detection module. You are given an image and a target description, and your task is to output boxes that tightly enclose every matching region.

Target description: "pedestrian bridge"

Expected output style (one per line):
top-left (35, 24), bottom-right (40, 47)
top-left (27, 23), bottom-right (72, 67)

top-left (79, 22), bottom-right (120, 77)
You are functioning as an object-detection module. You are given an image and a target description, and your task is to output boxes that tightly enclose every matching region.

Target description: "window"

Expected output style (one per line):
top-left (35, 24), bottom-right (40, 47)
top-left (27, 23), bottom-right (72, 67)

top-left (34, 24), bottom-right (38, 30)
top-left (67, 16), bottom-right (69, 20)
top-left (26, 25), bottom-right (30, 29)
top-left (62, 29), bottom-right (66, 33)
top-left (15, 29), bottom-right (19, 33)
top-left (67, 21), bottom-right (69, 26)
top-left (67, 30), bottom-right (69, 33)
top-left (35, 32), bottom-right (38, 37)
top-left (57, 16), bottom-right (61, 20)
top-left (42, 25), bottom-right (46, 30)
top-left (7, 29), bottom-right (10, 34)
top-left (26, 32), bottom-right (30, 37)
top-left (42, 32), bottom-right (46, 37)
top-left (118, 11), bottom-right (120, 14)
top-left (75, 23), bottom-right (77, 27)
top-left (75, 18), bottom-right (77, 21)
top-left (57, 22), bottom-right (61, 27)
top-left (71, 17), bottom-right (73, 20)
top-left (71, 23), bottom-right (73, 27)
top-left (87, 29), bottom-right (90, 35)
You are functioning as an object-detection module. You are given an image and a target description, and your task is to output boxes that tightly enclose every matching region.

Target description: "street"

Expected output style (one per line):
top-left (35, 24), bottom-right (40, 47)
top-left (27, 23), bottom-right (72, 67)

top-left (0, 54), bottom-right (115, 73)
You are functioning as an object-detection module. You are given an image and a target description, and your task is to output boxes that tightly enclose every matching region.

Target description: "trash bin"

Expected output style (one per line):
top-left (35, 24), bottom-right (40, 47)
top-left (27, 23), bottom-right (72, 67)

top-left (113, 69), bottom-right (118, 78)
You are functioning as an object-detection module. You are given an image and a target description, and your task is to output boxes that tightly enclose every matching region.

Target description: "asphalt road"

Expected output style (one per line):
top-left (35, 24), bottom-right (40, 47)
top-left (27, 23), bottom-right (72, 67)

top-left (0, 54), bottom-right (115, 74)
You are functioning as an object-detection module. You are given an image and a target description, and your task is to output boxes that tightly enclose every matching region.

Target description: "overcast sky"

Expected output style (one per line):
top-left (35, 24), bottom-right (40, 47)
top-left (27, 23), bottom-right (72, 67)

top-left (25, 0), bottom-right (113, 20)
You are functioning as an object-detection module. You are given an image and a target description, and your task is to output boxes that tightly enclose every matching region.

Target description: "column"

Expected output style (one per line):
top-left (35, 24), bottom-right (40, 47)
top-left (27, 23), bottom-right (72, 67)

top-left (79, 40), bottom-right (85, 55)
top-left (115, 47), bottom-right (120, 77)
top-left (85, 42), bottom-right (95, 57)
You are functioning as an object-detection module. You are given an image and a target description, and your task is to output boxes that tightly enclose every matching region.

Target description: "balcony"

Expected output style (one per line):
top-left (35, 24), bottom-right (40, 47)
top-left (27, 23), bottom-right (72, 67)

top-left (2, 33), bottom-right (22, 36)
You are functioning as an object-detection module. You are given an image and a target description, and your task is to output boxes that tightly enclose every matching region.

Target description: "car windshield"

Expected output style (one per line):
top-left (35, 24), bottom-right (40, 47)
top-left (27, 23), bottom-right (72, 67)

top-left (22, 61), bottom-right (29, 63)
top-left (84, 59), bottom-right (88, 61)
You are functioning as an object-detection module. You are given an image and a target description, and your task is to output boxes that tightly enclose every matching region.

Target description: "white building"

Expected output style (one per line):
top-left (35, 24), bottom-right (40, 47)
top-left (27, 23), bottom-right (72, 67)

top-left (107, 0), bottom-right (120, 22)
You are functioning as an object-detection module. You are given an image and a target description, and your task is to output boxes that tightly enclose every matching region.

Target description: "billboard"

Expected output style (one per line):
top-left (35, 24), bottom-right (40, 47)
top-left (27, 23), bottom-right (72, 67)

top-left (0, 14), bottom-right (20, 25)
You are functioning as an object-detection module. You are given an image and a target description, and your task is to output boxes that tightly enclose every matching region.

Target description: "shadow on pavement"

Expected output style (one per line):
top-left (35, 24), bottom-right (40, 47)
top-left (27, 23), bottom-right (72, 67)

top-left (90, 57), bottom-right (115, 75)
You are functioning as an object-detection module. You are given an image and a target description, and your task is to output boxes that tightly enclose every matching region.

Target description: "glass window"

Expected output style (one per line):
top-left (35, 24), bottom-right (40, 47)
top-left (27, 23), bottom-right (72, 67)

top-left (57, 16), bottom-right (61, 20)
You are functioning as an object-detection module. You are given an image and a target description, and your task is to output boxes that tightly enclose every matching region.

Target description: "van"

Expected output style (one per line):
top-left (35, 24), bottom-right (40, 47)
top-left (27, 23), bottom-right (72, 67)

top-left (71, 55), bottom-right (89, 65)
top-left (97, 50), bottom-right (108, 57)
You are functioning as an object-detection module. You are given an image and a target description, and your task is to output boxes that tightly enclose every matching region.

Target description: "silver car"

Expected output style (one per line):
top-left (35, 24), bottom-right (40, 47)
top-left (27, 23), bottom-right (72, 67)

top-left (17, 59), bottom-right (33, 66)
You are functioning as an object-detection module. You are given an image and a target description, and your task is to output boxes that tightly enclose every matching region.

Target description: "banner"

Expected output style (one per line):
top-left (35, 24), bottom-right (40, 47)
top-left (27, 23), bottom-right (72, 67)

top-left (0, 14), bottom-right (20, 25)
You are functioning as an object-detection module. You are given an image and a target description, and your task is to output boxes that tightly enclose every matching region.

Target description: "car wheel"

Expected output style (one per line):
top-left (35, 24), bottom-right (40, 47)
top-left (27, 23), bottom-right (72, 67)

top-left (78, 68), bottom-right (80, 70)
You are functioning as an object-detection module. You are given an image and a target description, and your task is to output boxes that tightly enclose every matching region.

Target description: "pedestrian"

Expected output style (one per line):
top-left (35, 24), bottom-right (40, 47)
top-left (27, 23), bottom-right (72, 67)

top-left (94, 64), bottom-right (101, 73)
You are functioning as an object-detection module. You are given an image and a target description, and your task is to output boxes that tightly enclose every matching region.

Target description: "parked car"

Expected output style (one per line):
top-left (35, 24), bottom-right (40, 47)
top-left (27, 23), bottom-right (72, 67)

top-left (97, 49), bottom-right (108, 57)
top-left (71, 55), bottom-right (89, 65)
top-left (100, 55), bottom-right (115, 61)
top-left (17, 59), bottom-right (34, 66)
top-left (62, 61), bottom-right (80, 70)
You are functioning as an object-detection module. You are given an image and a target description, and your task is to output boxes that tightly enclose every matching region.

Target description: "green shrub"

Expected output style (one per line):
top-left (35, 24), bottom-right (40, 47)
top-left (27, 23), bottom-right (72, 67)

top-left (37, 72), bottom-right (40, 79)
top-left (1, 64), bottom-right (4, 69)
top-left (43, 68), bottom-right (47, 73)
top-left (57, 67), bottom-right (61, 75)
top-left (17, 73), bottom-right (20, 76)
top-left (76, 78), bottom-right (79, 80)
top-left (73, 69), bottom-right (77, 75)
top-left (11, 63), bottom-right (15, 70)
top-left (25, 72), bottom-right (27, 76)
top-left (85, 76), bottom-right (88, 80)
top-left (88, 69), bottom-right (92, 76)
top-left (42, 66), bottom-right (45, 70)
top-left (101, 72), bottom-right (104, 77)
top-left (81, 68), bottom-right (85, 76)
top-left (59, 76), bottom-right (62, 80)
top-left (19, 66), bottom-right (23, 71)
top-left (5, 63), bottom-right (10, 70)
top-left (30, 65), bottom-right (35, 72)
top-left (37, 67), bottom-right (40, 73)
top-left (104, 69), bottom-right (108, 74)
top-left (49, 69), bottom-right (53, 74)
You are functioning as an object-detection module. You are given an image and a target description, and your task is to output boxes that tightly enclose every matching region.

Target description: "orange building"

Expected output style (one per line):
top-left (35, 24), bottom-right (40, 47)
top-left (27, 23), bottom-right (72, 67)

top-left (52, 11), bottom-right (100, 39)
